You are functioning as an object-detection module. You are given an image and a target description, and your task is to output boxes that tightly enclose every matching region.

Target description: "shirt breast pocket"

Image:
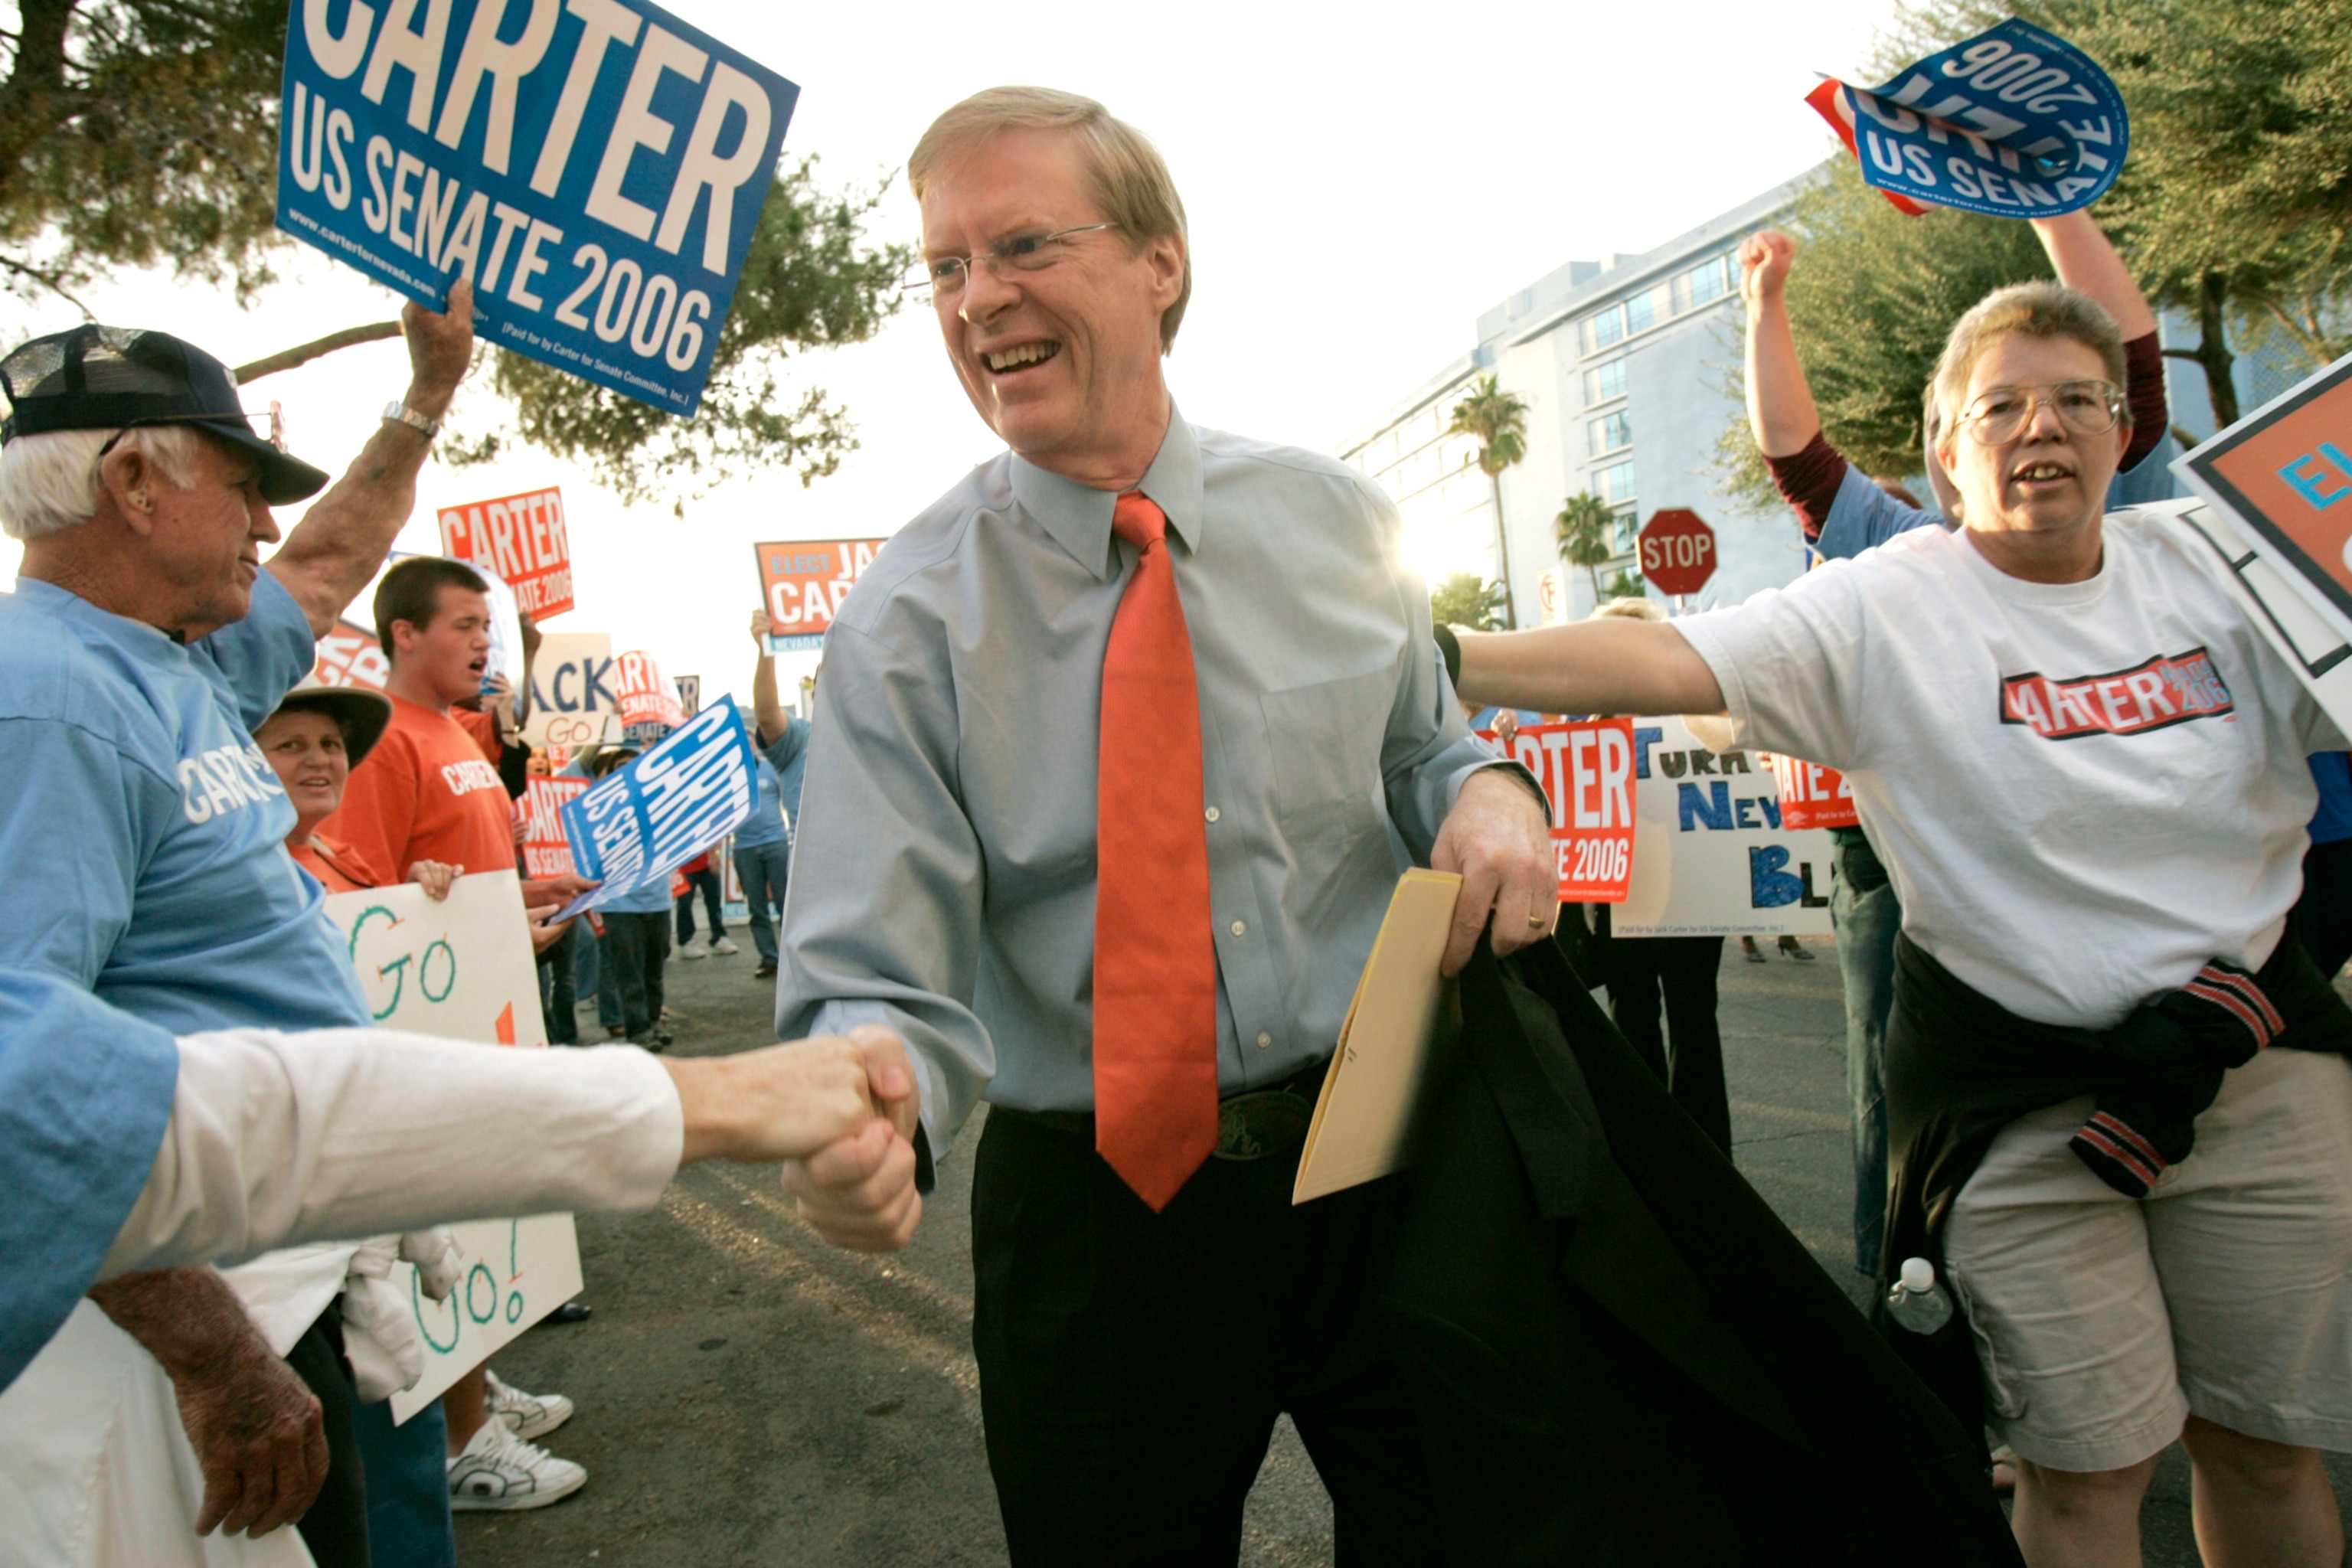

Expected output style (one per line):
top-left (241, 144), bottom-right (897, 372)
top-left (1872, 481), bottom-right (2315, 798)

top-left (1259, 666), bottom-right (1395, 845)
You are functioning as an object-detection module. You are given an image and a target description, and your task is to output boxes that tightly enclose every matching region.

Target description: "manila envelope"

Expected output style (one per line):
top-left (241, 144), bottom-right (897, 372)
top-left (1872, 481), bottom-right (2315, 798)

top-left (1293, 868), bottom-right (1464, 1203)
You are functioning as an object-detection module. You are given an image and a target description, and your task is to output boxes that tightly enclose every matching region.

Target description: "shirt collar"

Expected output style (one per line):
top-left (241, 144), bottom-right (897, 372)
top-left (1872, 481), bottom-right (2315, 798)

top-left (1008, 405), bottom-right (1207, 580)
top-left (9, 576), bottom-right (185, 657)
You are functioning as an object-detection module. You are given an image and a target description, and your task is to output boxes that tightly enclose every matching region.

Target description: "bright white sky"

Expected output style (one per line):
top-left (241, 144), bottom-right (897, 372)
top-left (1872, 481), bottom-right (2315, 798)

top-left (0, 0), bottom-right (1895, 697)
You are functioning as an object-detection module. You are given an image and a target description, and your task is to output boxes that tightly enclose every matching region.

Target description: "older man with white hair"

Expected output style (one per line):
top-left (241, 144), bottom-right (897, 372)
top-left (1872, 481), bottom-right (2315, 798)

top-left (0, 284), bottom-right (476, 1568)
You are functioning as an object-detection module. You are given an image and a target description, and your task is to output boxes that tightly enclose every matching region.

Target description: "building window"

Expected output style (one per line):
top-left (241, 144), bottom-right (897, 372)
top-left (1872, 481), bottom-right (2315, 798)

top-left (1584, 358), bottom-right (1627, 406)
top-left (1586, 309), bottom-right (1625, 353)
top-left (1597, 459), bottom-right (1637, 505)
top-left (1612, 511), bottom-right (1638, 555)
top-left (1684, 253), bottom-right (1733, 308)
top-left (1589, 409), bottom-right (1632, 457)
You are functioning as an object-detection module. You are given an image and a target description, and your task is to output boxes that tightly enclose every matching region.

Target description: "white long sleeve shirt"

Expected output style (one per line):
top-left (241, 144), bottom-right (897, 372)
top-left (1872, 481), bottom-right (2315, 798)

top-left (101, 1029), bottom-right (683, 1280)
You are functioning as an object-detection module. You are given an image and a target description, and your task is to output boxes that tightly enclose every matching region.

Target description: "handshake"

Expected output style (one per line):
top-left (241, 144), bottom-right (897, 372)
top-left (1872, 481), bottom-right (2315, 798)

top-left (661, 1026), bottom-right (926, 1251)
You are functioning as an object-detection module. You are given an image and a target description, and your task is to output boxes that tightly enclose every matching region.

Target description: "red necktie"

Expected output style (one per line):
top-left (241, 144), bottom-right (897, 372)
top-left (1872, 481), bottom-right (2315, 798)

top-left (1093, 490), bottom-right (1220, 1210)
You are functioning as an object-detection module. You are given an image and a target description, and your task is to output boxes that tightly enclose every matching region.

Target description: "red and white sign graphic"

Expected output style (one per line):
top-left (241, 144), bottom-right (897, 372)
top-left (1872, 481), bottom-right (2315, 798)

top-left (312, 616), bottom-right (389, 691)
top-left (615, 649), bottom-right (687, 730)
top-left (1484, 719), bottom-right (1638, 902)
top-left (439, 487), bottom-right (575, 619)
top-left (1764, 753), bottom-right (1860, 831)
top-left (1638, 508), bottom-right (1717, 596)
top-left (2000, 648), bottom-right (2235, 740)
top-left (519, 777), bottom-right (587, 878)
top-left (754, 539), bottom-right (886, 648)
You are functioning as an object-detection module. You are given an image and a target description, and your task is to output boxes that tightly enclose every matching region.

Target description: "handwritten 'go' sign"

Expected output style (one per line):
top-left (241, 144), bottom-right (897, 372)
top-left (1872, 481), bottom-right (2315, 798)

top-left (277, 0), bottom-right (799, 415)
top-left (1808, 18), bottom-right (2128, 220)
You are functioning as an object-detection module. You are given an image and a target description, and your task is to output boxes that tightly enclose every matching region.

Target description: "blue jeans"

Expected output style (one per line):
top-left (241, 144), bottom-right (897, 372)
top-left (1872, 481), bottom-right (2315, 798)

top-left (733, 839), bottom-right (792, 963)
top-left (353, 1397), bottom-right (456, 1568)
top-left (1831, 831), bottom-right (1900, 1277)
top-left (574, 923), bottom-right (620, 1031)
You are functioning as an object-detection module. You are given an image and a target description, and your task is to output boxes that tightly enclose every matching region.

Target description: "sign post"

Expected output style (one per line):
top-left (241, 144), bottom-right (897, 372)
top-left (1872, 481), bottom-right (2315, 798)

top-left (1638, 508), bottom-right (1717, 606)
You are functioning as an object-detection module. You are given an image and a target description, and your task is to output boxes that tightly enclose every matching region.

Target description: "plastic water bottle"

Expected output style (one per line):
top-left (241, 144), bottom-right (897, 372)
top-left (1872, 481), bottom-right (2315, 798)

top-left (1885, 1256), bottom-right (1954, 1334)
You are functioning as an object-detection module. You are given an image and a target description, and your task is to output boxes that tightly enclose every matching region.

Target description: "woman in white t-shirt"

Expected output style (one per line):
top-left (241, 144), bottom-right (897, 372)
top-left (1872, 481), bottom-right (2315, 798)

top-left (1449, 281), bottom-right (2352, 1568)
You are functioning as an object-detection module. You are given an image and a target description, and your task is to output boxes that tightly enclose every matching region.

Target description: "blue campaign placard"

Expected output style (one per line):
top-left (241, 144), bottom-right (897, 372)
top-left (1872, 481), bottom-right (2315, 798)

top-left (276, 0), bottom-right (799, 416)
top-left (558, 697), bottom-right (756, 916)
top-left (1818, 18), bottom-right (2128, 219)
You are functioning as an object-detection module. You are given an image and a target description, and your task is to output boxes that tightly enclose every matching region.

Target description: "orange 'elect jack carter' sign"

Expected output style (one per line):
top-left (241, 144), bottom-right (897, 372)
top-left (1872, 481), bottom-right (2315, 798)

top-left (2184, 358), bottom-right (2352, 623)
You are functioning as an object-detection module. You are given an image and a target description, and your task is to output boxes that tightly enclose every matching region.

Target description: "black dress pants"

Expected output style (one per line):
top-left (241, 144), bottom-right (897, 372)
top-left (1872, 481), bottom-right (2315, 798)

top-left (970, 1107), bottom-right (1446, 1568)
top-left (284, 1311), bottom-right (369, 1568)
top-left (1598, 924), bottom-right (1732, 1154)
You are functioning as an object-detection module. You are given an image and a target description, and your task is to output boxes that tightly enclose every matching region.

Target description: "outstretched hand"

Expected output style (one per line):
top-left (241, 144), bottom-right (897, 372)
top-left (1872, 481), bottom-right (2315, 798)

top-left (1431, 767), bottom-right (1557, 977)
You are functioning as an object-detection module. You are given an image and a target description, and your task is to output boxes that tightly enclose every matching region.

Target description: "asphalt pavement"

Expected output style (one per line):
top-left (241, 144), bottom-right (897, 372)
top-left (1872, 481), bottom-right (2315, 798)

top-left (454, 932), bottom-right (2350, 1566)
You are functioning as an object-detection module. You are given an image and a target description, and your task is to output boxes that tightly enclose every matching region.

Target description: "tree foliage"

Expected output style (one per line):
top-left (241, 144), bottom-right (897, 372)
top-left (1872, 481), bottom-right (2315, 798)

top-left (1553, 492), bottom-right (1617, 604)
top-left (1428, 570), bottom-right (1508, 632)
top-left (0, 1), bottom-right (910, 499)
top-left (0, 1), bottom-right (285, 309)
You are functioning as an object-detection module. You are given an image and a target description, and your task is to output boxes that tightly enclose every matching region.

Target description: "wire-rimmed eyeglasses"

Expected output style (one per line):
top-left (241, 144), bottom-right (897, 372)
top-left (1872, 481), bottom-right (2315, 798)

top-left (903, 223), bottom-right (1121, 297)
top-left (1955, 381), bottom-right (2124, 445)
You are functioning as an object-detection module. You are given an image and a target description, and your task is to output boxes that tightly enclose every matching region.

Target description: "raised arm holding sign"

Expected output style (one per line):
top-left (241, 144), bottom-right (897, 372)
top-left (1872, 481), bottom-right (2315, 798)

top-left (277, 0), bottom-right (799, 414)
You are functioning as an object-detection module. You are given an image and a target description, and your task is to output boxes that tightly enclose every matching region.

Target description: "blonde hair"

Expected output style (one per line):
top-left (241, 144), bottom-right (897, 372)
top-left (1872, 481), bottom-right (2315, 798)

top-left (1931, 281), bottom-right (2128, 446)
top-left (909, 87), bottom-right (1192, 353)
top-left (0, 425), bottom-right (205, 541)
top-left (1590, 595), bottom-right (1663, 622)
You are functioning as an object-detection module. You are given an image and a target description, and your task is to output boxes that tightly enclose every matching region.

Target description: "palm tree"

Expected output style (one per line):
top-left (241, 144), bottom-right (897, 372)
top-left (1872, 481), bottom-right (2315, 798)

top-left (1428, 570), bottom-right (1509, 632)
top-left (1447, 375), bottom-right (1531, 628)
top-left (1554, 492), bottom-right (1617, 610)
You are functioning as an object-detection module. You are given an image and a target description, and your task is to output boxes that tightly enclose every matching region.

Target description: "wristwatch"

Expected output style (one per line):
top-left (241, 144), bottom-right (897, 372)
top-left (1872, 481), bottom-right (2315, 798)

top-left (381, 401), bottom-right (443, 440)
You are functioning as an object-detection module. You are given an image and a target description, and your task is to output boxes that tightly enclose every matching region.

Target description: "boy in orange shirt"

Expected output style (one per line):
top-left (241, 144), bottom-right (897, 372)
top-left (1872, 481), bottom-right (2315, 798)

top-left (322, 556), bottom-right (596, 1517)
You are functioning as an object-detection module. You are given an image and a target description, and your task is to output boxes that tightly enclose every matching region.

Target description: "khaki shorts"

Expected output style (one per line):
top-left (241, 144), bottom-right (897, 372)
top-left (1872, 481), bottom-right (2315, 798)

top-left (1942, 1047), bottom-right (2352, 1472)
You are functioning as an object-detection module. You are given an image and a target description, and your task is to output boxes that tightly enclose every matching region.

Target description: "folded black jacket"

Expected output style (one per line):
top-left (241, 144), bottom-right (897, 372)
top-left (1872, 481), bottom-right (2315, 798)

top-left (1879, 930), bottom-right (2352, 1436)
top-left (1378, 938), bottom-right (2024, 1567)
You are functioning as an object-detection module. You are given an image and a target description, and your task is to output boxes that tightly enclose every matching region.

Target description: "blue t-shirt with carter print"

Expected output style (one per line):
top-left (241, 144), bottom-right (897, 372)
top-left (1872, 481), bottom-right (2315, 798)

top-left (0, 572), bottom-right (368, 1034)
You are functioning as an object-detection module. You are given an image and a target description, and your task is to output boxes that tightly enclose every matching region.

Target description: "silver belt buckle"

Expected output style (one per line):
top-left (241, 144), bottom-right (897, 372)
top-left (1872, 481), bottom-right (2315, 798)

top-left (1213, 1089), bottom-right (1314, 1161)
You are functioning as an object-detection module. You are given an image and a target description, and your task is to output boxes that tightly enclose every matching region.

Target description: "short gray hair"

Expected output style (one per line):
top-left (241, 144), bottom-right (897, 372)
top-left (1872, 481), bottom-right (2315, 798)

top-left (1931, 281), bottom-right (2128, 443)
top-left (0, 424), bottom-right (205, 541)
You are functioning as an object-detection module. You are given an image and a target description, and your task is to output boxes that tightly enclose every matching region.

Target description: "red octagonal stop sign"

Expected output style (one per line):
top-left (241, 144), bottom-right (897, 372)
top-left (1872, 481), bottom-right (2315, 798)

top-left (1638, 508), bottom-right (1717, 596)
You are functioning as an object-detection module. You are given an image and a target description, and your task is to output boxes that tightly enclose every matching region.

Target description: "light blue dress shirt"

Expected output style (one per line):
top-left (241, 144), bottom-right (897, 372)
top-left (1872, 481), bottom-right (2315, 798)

top-left (775, 410), bottom-right (1515, 1153)
top-left (0, 573), bottom-right (369, 1034)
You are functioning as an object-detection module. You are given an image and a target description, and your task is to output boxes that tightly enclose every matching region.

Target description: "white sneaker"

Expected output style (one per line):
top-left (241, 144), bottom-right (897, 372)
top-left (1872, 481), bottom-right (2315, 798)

top-left (679, 938), bottom-right (710, 959)
top-left (710, 936), bottom-right (739, 956)
top-left (446, 1418), bottom-right (586, 1511)
top-left (485, 1368), bottom-right (573, 1439)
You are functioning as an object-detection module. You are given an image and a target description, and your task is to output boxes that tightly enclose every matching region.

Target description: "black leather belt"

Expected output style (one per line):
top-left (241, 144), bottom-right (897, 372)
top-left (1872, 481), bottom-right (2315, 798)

top-left (995, 1056), bottom-right (1331, 1162)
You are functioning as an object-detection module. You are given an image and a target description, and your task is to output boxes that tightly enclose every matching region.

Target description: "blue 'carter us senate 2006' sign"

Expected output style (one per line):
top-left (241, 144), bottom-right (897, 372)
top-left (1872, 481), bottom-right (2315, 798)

top-left (557, 697), bottom-right (756, 918)
top-left (276, 0), bottom-right (799, 416)
top-left (1807, 18), bottom-right (2128, 220)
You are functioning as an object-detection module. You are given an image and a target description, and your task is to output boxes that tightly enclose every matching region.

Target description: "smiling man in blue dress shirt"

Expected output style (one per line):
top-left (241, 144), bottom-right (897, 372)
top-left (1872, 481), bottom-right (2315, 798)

top-left (774, 88), bottom-right (1553, 1563)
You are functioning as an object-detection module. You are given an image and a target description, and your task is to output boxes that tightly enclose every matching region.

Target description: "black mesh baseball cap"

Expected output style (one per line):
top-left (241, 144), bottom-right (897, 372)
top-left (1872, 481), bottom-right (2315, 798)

top-left (0, 325), bottom-right (331, 504)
